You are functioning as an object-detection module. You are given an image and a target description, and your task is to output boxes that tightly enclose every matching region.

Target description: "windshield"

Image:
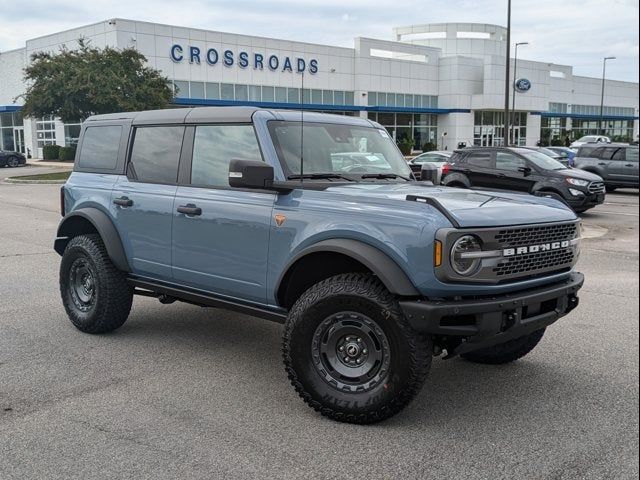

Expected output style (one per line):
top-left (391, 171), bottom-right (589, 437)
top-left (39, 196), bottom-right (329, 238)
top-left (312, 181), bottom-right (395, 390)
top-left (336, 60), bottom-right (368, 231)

top-left (521, 150), bottom-right (566, 170)
top-left (268, 121), bottom-right (412, 179)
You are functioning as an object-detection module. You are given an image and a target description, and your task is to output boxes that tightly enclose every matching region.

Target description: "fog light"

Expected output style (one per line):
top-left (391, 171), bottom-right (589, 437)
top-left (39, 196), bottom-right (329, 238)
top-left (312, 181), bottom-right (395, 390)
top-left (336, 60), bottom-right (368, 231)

top-left (569, 188), bottom-right (584, 197)
top-left (450, 235), bottom-right (482, 276)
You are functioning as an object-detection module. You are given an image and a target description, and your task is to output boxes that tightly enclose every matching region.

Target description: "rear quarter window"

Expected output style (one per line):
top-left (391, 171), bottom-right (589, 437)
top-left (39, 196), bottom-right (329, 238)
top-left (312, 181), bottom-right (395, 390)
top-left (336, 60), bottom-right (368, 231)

top-left (78, 126), bottom-right (122, 170)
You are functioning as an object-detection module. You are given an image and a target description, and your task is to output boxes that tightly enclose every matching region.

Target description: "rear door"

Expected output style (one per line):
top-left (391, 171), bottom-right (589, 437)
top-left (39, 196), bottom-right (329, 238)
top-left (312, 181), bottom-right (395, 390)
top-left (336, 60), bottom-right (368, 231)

top-left (617, 147), bottom-right (640, 186)
top-left (110, 125), bottom-right (184, 281)
top-left (459, 151), bottom-right (496, 188)
top-left (171, 124), bottom-right (275, 304)
top-left (604, 147), bottom-right (627, 182)
top-left (494, 151), bottom-right (536, 192)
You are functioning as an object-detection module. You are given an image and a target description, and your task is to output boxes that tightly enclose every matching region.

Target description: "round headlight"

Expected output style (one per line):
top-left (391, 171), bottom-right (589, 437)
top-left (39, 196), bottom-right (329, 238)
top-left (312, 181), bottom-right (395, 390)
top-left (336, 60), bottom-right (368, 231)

top-left (451, 235), bottom-right (482, 276)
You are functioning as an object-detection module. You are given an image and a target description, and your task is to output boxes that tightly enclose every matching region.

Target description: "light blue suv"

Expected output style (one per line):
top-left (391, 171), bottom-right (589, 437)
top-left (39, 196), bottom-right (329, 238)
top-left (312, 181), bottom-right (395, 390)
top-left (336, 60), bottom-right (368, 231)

top-left (55, 107), bottom-right (584, 424)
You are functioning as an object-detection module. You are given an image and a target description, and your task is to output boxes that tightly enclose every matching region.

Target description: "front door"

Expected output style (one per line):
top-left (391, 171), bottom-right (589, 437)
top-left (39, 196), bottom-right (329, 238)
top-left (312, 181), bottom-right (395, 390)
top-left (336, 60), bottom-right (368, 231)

top-left (13, 128), bottom-right (25, 154)
top-left (110, 125), bottom-right (185, 281)
top-left (171, 124), bottom-right (274, 304)
top-left (494, 151), bottom-right (536, 192)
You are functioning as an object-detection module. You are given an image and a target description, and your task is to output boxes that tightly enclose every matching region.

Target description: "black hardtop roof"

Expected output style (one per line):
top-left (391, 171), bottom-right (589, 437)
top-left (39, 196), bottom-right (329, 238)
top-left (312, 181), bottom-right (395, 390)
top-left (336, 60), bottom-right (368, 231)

top-left (453, 146), bottom-right (535, 154)
top-left (84, 106), bottom-right (378, 128)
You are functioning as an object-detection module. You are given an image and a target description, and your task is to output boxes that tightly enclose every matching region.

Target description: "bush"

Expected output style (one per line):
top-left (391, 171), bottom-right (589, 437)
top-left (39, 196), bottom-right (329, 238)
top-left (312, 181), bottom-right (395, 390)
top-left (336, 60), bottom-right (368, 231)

top-left (550, 137), bottom-right (563, 146)
top-left (42, 145), bottom-right (61, 160)
top-left (421, 142), bottom-right (437, 152)
top-left (397, 137), bottom-right (415, 155)
top-left (58, 146), bottom-right (76, 162)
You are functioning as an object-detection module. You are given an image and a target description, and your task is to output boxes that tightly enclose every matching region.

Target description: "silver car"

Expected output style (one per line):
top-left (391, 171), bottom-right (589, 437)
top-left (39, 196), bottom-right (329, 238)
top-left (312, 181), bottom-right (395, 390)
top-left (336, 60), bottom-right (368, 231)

top-left (408, 151), bottom-right (452, 182)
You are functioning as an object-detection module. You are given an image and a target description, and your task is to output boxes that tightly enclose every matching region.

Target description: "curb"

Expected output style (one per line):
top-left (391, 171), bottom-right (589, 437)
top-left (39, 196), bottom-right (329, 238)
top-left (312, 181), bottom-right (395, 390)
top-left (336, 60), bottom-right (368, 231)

top-left (26, 162), bottom-right (74, 169)
top-left (3, 177), bottom-right (66, 184)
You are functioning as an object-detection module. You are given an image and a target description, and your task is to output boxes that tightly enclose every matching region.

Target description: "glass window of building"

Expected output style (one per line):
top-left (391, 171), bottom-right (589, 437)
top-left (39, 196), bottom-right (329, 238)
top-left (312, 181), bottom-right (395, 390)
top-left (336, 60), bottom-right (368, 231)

top-left (206, 83), bottom-right (220, 100)
top-left (190, 82), bottom-right (205, 99)
top-left (334, 91), bottom-right (344, 105)
top-left (262, 86), bottom-right (274, 102)
top-left (275, 87), bottom-right (287, 103)
top-left (287, 88), bottom-right (299, 103)
top-left (235, 84), bottom-right (248, 101)
top-left (311, 89), bottom-right (322, 104)
top-left (174, 80), bottom-right (189, 97)
top-left (221, 83), bottom-right (234, 100)
top-left (344, 91), bottom-right (354, 105)
top-left (322, 90), bottom-right (333, 105)
top-left (249, 85), bottom-right (261, 102)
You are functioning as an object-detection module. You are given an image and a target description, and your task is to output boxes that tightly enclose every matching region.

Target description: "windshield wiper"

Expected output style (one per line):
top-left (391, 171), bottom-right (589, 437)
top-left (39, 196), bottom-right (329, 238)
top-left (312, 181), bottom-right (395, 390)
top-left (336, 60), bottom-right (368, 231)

top-left (360, 173), bottom-right (412, 181)
top-left (287, 173), bottom-right (357, 181)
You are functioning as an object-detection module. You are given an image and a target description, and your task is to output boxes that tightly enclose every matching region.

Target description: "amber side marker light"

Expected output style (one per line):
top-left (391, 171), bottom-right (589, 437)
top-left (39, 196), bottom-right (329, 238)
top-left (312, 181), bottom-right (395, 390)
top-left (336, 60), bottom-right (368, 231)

top-left (434, 240), bottom-right (443, 267)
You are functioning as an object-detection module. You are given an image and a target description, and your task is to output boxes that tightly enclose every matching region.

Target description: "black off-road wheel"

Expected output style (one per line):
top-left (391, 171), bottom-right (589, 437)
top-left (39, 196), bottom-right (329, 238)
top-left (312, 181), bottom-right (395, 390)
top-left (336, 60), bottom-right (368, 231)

top-left (282, 273), bottom-right (432, 424)
top-left (461, 328), bottom-right (546, 365)
top-left (60, 234), bottom-right (133, 333)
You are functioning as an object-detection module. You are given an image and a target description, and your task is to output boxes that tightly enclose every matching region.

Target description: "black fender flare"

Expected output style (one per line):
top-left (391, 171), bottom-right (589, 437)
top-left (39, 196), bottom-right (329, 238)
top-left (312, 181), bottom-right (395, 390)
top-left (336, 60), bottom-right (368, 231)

top-left (275, 238), bottom-right (420, 300)
top-left (442, 173), bottom-right (471, 188)
top-left (54, 208), bottom-right (130, 272)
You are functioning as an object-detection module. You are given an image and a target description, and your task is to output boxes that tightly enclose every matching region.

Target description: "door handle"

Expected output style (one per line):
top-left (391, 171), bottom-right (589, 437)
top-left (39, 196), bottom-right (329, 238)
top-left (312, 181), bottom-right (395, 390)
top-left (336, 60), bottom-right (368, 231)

top-left (625, 163), bottom-right (633, 167)
top-left (113, 197), bottom-right (133, 207)
top-left (597, 162), bottom-right (607, 166)
top-left (177, 204), bottom-right (202, 216)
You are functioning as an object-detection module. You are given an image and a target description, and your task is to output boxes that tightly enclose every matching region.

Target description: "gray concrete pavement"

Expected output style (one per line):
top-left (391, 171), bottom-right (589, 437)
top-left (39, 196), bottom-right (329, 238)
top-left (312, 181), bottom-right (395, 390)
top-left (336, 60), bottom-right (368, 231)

top-left (0, 184), bottom-right (638, 479)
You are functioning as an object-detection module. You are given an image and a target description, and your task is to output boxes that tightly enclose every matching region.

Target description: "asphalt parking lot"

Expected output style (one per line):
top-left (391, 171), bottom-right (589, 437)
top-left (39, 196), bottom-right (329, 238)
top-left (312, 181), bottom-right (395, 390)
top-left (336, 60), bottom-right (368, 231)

top-left (0, 182), bottom-right (638, 479)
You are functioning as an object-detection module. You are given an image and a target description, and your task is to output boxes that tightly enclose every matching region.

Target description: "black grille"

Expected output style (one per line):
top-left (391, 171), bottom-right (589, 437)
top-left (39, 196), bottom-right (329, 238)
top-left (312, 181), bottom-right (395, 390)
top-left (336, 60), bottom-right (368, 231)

top-left (494, 223), bottom-right (577, 248)
top-left (494, 249), bottom-right (575, 277)
top-left (588, 182), bottom-right (605, 194)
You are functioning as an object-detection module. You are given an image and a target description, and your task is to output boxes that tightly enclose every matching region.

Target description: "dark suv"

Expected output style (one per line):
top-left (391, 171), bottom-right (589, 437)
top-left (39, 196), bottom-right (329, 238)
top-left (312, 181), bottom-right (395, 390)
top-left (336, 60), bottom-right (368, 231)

top-left (441, 147), bottom-right (605, 213)
top-left (573, 144), bottom-right (639, 192)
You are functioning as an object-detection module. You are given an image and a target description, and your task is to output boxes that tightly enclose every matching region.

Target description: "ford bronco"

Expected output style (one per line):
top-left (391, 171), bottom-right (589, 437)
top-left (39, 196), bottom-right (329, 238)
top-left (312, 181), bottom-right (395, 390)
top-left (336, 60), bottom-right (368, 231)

top-left (55, 107), bottom-right (584, 424)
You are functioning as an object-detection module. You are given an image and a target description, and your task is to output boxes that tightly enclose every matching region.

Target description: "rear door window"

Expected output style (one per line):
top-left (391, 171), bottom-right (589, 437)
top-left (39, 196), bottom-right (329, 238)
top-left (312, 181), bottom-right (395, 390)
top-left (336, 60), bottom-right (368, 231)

top-left (78, 125), bottom-right (122, 170)
top-left (128, 126), bottom-right (185, 184)
top-left (465, 152), bottom-right (493, 168)
top-left (626, 148), bottom-right (639, 162)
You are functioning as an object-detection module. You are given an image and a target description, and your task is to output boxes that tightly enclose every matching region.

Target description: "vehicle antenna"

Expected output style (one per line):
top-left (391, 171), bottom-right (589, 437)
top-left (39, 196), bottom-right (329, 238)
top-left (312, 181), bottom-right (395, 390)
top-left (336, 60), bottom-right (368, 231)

top-left (300, 71), bottom-right (304, 186)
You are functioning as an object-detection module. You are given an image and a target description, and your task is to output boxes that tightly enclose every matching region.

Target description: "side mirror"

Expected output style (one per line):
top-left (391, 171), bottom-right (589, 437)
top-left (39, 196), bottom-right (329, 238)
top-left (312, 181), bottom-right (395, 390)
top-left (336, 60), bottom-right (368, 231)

top-left (420, 163), bottom-right (439, 184)
top-left (518, 166), bottom-right (532, 176)
top-left (229, 159), bottom-right (275, 189)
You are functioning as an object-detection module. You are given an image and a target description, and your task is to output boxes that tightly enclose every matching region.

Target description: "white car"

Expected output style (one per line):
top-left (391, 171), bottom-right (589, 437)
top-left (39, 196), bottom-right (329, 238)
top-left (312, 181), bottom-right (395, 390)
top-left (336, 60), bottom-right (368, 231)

top-left (570, 135), bottom-right (611, 149)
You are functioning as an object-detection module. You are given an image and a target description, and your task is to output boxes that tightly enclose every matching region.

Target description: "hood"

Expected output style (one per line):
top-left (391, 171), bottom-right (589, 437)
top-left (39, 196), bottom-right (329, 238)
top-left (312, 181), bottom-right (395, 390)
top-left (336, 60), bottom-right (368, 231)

top-left (323, 183), bottom-right (577, 228)
top-left (551, 167), bottom-right (603, 182)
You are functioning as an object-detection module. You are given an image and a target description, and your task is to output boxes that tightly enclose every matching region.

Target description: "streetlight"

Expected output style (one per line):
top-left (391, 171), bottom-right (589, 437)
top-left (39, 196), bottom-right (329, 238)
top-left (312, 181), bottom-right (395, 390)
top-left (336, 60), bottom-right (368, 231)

top-left (503, 0), bottom-right (511, 147)
top-left (599, 56), bottom-right (616, 135)
top-left (511, 41), bottom-right (529, 145)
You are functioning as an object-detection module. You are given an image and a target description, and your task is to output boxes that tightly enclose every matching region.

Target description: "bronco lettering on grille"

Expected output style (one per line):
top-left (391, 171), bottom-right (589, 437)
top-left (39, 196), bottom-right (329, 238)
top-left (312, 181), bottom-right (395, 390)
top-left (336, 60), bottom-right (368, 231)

top-left (503, 240), bottom-right (570, 257)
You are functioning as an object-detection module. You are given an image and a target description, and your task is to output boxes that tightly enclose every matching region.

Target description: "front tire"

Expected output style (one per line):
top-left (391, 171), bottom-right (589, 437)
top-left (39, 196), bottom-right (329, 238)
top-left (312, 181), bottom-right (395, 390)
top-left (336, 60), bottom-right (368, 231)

top-left (282, 273), bottom-right (432, 424)
top-left (461, 328), bottom-right (546, 365)
top-left (60, 234), bottom-right (133, 333)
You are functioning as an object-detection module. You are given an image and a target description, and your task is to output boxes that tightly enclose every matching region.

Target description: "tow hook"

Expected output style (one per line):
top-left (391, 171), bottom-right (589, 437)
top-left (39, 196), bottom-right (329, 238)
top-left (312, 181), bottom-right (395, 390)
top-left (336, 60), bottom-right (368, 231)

top-left (158, 294), bottom-right (176, 304)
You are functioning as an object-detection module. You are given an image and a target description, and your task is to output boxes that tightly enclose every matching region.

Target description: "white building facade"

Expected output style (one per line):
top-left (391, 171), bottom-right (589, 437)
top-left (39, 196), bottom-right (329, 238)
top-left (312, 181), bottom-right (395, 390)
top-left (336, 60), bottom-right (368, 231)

top-left (0, 19), bottom-right (638, 158)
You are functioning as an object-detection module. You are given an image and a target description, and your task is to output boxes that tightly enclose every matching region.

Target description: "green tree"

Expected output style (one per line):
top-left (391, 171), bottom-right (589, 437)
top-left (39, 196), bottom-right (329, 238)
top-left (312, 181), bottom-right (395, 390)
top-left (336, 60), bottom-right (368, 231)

top-left (17, 39), bottom-right (173, 123)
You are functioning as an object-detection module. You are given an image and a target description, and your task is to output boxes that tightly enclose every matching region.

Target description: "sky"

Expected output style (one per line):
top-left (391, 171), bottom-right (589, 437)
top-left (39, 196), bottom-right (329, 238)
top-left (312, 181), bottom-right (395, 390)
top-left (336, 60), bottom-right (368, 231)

top-left (0, 0), bottom-right (638, 82)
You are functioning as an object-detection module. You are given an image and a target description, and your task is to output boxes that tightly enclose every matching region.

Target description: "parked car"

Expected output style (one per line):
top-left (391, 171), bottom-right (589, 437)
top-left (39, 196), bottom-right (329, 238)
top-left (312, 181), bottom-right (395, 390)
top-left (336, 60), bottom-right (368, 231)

top-left (441, 146), bottom-right (605, 213)
top-left (570, 135), bottom-right (610, 148)
top-left (521, 146), bottom-right (571, 167)
top-left (546, 146), bottom-right (576, 167)
top-left (573, 144), bottom-right (639, 192)
top-left (0, 149), bottom-right (27, 167)
top-left (407, 150), bottom-right (452, 181)
top-left (55, 108), bottom-right (585, 424)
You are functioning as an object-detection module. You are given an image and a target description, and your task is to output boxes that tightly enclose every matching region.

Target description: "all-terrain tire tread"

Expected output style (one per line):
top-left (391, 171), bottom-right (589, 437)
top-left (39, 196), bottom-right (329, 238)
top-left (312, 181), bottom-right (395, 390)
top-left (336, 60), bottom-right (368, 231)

top-left (60, 234), bottom-right (133, 334)
top-left (282, 273), bottom-right (431, 424)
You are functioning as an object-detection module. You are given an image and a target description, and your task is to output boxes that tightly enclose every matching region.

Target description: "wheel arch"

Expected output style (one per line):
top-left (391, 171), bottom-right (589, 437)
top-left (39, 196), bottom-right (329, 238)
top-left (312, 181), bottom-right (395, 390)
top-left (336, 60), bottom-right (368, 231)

top-left (442, 173), bottom-right (471, 188)
top-left (275, 239), bottom-right (420, 309)
top-left (54, 208), bottom-right (130, 272)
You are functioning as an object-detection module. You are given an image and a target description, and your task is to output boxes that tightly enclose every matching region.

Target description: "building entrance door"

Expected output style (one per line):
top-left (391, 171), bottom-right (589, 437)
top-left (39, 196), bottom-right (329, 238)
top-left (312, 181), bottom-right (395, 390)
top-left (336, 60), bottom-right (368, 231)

top-left (13, 127), bottom-right (25, 154)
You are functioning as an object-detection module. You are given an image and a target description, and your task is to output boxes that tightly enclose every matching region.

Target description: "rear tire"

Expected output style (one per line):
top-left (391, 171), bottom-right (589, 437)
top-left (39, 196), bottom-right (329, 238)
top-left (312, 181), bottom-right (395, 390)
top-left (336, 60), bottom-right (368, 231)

top-left (282, 273), bottom-right (432, 424)
top-left (60, 234), bottom-right (133, 333)
top-left (461, 329), bottom-right (546, 365)
top-left (7, 156), bottom-right (19, 167)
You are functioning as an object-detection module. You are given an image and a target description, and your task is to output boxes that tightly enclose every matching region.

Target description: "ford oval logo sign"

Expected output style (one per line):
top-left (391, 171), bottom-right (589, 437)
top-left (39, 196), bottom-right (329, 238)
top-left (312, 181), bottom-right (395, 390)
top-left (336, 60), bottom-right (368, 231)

top-left (514, 78), bottom-right (532, 92)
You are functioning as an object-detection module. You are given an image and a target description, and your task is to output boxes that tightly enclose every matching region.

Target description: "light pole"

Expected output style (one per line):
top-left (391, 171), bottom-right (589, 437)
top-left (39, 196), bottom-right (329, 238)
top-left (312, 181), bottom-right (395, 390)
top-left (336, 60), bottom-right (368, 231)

top-left (599, 56), bottom-right (616, 135)
top-left (511, 41), bottom-right (528, 145)
top-left (503, 0), bottom-right (511, 147)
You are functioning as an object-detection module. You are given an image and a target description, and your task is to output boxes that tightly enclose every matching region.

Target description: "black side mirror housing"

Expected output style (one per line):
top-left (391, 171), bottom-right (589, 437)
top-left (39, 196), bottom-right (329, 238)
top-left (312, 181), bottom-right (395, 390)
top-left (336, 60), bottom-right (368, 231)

top-left (228, 159), bottom-right (292, 193)
top-left (229, 159), bottom-right (275, 189)
top-left (518, 166), bottom-right (532, 176)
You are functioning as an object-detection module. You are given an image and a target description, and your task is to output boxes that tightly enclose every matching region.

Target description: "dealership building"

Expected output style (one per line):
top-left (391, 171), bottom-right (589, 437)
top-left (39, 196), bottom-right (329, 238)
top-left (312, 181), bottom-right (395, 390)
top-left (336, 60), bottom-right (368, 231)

top-left (0, 18), bottom-right (638, 158)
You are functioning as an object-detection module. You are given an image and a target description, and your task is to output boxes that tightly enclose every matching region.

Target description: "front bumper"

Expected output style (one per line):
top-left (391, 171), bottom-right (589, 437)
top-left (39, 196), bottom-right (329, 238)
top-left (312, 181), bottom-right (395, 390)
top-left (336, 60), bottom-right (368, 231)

top-left (399, 272), bottom-right (584, 355)
top-left (566, 191), bottom-right (605, 210)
